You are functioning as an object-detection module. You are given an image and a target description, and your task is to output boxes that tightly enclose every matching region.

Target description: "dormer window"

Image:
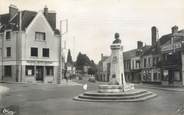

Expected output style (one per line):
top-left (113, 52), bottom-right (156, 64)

top-left (35, 32), bottom-right (46, 41)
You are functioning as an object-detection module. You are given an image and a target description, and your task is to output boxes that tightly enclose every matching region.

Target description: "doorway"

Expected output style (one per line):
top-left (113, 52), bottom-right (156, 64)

top-left (36, 66), bottom-right (44, 81)
top-left (168, 70), bottom-right (174, 85)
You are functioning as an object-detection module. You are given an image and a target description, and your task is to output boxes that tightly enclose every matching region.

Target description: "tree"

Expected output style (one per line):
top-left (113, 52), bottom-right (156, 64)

top-left (76, 52), bottom-right (92, 71)
top-left (76, 52), bottom-right (83, 70)
top-left (67, 49), bottom-right (73, 64)
top-left (75, 52), bottom-right (97, 75)
top-left (88, 60), bottom-right (97, 75)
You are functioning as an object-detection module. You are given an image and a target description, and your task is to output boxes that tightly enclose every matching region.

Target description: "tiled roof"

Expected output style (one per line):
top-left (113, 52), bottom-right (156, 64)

top-left (159, 29), bottom-right (184, 45)
top-left (123, 49), bottom-right (137, 60)
top-left (0, 10), bottom-right (60, 35)
top-left (123, 45), bottom-right (151, 59)
top-left (142, 45), bottom-right (159, 56)
top-left (142, 29), bottom-right (184, 56)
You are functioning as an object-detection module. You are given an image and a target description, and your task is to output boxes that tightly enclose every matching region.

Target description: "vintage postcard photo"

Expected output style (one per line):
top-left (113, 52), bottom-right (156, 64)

top-left (0, 0), bottom-right (184, 115)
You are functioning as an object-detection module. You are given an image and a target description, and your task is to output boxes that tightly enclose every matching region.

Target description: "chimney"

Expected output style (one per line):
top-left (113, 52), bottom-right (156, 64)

top-left (43, 6), bottom-right (56, 29)
top-left (101, 53), bottom-right (103, 60)
top-left (137, 41), bottom-right (143, 49)
top-left (172, 25), bottom-right (178, 34)
top-left (151, 26), bottom-right (159, 46)
top-left (44, 5), bottom-right (48, 16)
top-left (9, 4), bottom-right (18, 20)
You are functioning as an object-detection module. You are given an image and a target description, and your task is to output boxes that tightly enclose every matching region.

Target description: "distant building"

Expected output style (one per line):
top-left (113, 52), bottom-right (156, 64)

top-left (141, 26), bottom-right (161, 84)
top-left (0, 5), bottom-right (61, 83)
top-left (160, 26), bottom-right (184, 86)
top-left (65, 62), bottom-right (76, 77)
top-left (98, 26), bottom-right (184, 87)
top-left (97, 42), bottom-right (150, 83)
top-left (97, 54), bottom-right (109, 81)
top-left (124, 41), bottom-right (150, 83)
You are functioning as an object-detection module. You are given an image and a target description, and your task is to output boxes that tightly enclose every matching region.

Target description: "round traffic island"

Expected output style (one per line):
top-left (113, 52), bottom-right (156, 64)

top-left (74, 86), bottom-right (157, 102)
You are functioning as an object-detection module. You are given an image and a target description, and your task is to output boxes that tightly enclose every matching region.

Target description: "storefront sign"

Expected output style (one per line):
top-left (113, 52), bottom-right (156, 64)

top-left (161, 42), bottom-right (182, 52)
top-left (27, 60), bottom-right (53, 64)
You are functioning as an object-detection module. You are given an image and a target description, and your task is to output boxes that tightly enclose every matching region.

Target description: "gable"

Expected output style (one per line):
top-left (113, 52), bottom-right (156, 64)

top-left (25, 11), bottom-right (54, 35)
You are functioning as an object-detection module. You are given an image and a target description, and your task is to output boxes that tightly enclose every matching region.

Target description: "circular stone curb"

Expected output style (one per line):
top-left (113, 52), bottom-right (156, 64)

top-left (73, 89), bottom-right (157, 102)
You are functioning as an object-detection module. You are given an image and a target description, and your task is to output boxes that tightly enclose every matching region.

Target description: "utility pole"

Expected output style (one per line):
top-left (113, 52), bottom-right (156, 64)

top-left (57, 19), bottom-right (68, 84)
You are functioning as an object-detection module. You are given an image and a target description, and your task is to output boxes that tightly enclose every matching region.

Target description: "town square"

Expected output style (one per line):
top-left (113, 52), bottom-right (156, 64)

top-left (0, 0), bottom-right (184, 115)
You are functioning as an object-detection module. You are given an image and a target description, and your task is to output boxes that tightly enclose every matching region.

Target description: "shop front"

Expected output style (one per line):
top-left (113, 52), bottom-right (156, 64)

top-left (161, 67), bottom-right (182, 86)
top-left (22, 60), bottom-right (58, 83)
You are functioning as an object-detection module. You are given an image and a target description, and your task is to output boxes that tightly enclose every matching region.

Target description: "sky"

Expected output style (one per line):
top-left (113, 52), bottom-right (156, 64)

top-left (1, 0), bottom-right (184, 63)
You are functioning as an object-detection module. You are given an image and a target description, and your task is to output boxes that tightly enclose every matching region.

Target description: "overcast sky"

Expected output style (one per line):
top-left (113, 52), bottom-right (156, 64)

top-left (1, 0), bottom-right (184, 63)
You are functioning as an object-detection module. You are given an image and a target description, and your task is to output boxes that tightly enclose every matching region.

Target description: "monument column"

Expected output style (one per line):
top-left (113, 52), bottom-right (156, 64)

top-left (109, 33), bottom-right (126, 87)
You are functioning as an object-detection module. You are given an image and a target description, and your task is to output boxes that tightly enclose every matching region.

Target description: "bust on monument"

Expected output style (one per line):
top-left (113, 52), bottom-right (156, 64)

top-left (112, 33), bottom-right (121, 44)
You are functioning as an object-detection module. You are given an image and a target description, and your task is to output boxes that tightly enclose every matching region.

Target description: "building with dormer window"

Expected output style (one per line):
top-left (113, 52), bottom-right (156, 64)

top-left (0, 5), bottom-right (62, 83)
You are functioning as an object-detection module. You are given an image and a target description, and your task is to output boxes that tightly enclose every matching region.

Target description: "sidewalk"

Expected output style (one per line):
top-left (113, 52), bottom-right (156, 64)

top-left (136, 83), bottom-right (184, 92)
top-left (0, 80), bottom-right (82, 87)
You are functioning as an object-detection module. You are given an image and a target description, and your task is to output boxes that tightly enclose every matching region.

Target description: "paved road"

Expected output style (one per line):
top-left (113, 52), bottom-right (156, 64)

top-left (0, 81), bottom-right (184, 115)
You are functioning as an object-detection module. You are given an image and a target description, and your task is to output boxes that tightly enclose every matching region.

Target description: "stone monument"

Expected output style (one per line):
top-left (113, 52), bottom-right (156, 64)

top-left (110, 33), bottom-right (124, 85)
top-left (74, 33), bottom-right (157, 102)
top-left (99, 33), bottom-right (134, 92)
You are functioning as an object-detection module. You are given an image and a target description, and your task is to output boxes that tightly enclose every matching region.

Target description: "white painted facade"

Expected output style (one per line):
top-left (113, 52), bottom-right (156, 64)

top-left (0, 11), bottom-right (61, 83)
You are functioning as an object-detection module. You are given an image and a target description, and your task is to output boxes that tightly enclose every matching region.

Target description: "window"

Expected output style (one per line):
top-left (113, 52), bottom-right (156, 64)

top-left (136, 60), bottom-right (140, 69)
top-left (4, 66), bottom-right (12, 77)
top-left (156, 57), bottom-right (159, 65)
top-left (35, 32), bottom-right (46, 41)
top-left (46, 66), bottom-right (54, 76)
top-left (6, 47), bottom-right (11, 57)
top-left (43, 48), bottom-right (49, 57)
top-left (26, 66), bottom-right (34, 76)
top-left (144, 58), bottom-right (147, 67)
top-left (31, 47), bottom-right (38, 57)
top-left (153, 73), bottom-right (157, 80)
top-left (153, 57), bottom-right (156, 65)
top-left (174, 71), bottom-right (180, 81)
top-left (132, 60), bottom-right (134, 69)
top-left (5, 31), bottom-right (11, 40)
top-left (158, 73), bottom-right (161, 80)
top-left (148, 57), bottom-right (151, 66)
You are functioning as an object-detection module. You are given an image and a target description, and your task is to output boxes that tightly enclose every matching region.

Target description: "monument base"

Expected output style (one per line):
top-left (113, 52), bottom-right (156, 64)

top-left (73, 84), bottom-right (157, 102)
top-left (98, 83), bottom-right (134, 93)
top-left (73, 88), bottom-right (157, 102)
